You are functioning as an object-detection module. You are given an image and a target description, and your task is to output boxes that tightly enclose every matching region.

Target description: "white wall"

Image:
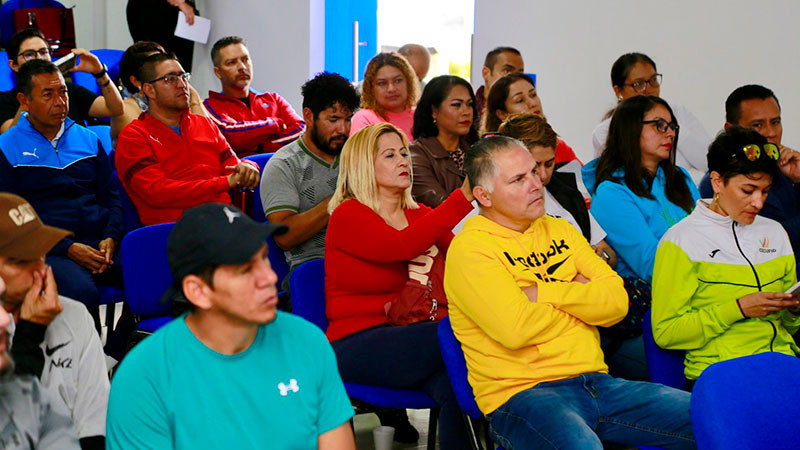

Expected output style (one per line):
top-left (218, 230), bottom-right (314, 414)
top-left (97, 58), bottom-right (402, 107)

top-left (71, 0), bottom-right (321, 111)
top-left (472, 0), bottom-right (800, 162)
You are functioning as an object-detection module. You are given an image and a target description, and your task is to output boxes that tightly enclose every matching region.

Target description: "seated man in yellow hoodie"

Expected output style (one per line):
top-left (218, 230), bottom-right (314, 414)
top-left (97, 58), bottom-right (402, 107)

top-left (445, 136), bottom-right (695, 450)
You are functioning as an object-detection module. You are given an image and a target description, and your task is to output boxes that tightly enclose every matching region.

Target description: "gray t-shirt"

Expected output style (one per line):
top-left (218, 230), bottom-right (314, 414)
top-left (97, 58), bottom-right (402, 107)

top-left (260, 137), bottom-right (339, 269)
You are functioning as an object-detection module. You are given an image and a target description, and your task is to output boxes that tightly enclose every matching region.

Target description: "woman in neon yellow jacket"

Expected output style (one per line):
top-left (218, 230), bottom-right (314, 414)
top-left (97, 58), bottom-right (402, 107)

top-left (652, 126), bottom-right (800, 383)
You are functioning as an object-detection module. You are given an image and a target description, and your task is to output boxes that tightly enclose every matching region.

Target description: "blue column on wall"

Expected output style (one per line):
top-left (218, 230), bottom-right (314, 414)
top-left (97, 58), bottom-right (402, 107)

top-left (324, 0), bottom-right (377, 82)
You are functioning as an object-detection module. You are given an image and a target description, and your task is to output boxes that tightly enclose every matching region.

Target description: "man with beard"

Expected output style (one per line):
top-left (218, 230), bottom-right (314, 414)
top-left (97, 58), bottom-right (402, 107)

top-left (261, 72), bottom-right (359, 291)
top-left (203, 36), bottom-right (306, 157)
top-left (116, 52), bottom-right (260, 226)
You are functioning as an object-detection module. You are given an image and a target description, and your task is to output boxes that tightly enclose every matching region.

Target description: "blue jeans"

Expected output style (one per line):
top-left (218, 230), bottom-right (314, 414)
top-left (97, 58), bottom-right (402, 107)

top-left (489, 373), bottom-right (695, 450)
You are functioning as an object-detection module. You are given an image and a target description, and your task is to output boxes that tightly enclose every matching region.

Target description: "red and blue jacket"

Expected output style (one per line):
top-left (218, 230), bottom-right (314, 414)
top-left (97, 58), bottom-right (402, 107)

top-left (203, 89), bottom-right (305, 157)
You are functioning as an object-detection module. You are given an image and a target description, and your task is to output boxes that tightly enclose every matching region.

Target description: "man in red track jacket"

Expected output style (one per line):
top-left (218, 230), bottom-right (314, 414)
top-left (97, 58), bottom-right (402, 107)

top-left (203, 36), bottom-right (305, 157)
top-left (116, 52), bottom-right (259, 226)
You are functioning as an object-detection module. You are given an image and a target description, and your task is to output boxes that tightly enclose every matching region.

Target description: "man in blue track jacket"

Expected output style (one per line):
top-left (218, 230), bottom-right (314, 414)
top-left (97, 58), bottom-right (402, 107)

top-left (0, 59), bottom-right (123, 329)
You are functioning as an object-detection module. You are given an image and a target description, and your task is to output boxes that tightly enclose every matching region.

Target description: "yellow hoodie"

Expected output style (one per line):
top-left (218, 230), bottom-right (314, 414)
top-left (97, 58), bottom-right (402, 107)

top-left (444, 214), bottom-right (628, 414)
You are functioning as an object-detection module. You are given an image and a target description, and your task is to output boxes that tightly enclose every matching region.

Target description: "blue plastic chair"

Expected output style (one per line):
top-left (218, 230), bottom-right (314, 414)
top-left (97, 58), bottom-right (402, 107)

top-left (0, 0), bottom-right (66, 48)
top-left (691, 352), bottom-right (800, 449)
top-left (88, 124), bottom-right (112, 155)
top-left (289, 258), bottom-right (438, 449)
top-left (121, 223), bottom-right (175, 333)
top-left (642, 310), bottom-right (687, 390)
top-left (242, 153), bottom-right (274, 222)
top-left (72, 49), bottom-right (124, 96)
top-left (242, 153), bottom-right (289, 287)
top-left (438, 317), bottom-right (500, 450)
top-left (0, 51), bottom-right (14, 90)
top-left (113, 170), bottom-right (142, 235)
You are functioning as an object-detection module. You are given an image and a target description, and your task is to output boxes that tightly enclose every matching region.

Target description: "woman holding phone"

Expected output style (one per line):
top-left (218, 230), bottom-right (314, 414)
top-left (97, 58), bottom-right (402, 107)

top-left (652, 127), bottom-right (800, 387)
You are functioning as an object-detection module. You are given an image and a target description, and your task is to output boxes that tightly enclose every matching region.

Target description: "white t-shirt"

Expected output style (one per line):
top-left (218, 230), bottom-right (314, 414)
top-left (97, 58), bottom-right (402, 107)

top-left (543, 188), bottom-right (606, 245)
top-left (591, 100), bottom-right (710, 186)
top-left (8, 296), bottom-right (109, 439)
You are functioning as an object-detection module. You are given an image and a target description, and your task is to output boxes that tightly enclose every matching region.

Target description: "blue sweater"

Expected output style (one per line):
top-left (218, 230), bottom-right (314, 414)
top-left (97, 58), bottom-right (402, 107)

top-left (0, 115), bottom-right (123, 255)
top-left (581, 159), bottom-right (700, 282)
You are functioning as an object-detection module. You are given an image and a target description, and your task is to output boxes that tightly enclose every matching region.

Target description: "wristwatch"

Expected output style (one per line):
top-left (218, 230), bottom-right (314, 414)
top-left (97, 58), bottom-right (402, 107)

top-left (93, 63), bottom-right (108, 79)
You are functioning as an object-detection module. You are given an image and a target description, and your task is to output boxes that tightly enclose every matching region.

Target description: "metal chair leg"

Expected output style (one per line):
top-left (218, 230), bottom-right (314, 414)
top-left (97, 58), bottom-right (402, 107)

top-left (483, 418), bottom-right (494, 450)
top-left (427, 407), bottom-right (439, 449)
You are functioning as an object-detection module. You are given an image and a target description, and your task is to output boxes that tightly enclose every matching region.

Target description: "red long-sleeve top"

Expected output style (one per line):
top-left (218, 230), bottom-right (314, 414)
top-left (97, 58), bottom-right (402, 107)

top-left (324, 189), bottom-right (474, 342)
top-left (116, 111), bottom-right (257, 226)
top-left (203, 90), bottom-right (306, 157)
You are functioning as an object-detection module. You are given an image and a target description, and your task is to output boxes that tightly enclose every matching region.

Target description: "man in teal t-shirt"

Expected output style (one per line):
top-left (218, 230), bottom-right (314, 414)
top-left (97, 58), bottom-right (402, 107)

top-left (106, 203), bottom-right (355, 449)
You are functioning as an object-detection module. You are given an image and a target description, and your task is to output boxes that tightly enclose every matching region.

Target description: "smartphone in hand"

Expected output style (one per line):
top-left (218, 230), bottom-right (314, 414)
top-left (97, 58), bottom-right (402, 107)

top-left (54, 53), bottom-right (76, 74)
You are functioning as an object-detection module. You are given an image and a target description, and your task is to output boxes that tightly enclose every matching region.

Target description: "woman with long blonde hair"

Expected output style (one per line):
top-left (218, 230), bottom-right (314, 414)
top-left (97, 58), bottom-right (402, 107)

top-left (325, 123), bottom-right (473, 449)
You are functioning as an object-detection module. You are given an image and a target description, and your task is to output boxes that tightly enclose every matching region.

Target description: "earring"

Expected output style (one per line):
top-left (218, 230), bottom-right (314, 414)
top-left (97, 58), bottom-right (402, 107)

top-left (433, 117), bottom-right (437, 124)
top-left (711, 192), bottom-right (720, 207)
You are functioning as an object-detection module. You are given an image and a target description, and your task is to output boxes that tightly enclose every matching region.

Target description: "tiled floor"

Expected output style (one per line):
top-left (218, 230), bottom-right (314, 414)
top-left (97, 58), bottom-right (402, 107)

top-left (353, 409), bottom-right (437, 450)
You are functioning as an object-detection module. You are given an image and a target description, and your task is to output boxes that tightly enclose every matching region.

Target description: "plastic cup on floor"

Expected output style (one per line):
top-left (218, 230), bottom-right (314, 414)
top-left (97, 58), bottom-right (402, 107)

top-left (373, 425), bottom-right (395, 450)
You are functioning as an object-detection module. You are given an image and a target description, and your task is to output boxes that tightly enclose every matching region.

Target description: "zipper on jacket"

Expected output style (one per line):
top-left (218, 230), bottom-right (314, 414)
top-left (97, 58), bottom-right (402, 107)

top-left (731, 222), bottom-right (777, 350)
top-left (731, 222), bottom-right (761, 289)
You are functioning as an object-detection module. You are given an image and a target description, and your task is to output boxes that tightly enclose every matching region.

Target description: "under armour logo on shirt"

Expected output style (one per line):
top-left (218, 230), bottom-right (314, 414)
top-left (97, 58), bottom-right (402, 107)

top-left (223, 207), bottom-right (241, 224)
top-left (278, 379), bottom-right (299, 396)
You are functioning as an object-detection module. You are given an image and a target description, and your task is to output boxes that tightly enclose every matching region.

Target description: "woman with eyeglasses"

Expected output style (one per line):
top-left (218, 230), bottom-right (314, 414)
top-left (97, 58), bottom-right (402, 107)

top-left (350, 52), bottom-right (419, 141)
top-left (409, 75), bottom-right (478, 208)
top-left (651, 126), bottom-right (799, 387)
top-left (592, 52), bottom-right (710, 184)
top-left (483, 73), bottom-right (580, 166)
top-left (581, 96), bottom-right (700, 379)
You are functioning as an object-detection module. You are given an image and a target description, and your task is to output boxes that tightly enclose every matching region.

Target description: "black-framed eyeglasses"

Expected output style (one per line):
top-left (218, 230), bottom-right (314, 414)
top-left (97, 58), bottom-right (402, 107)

top-left (146, 72), bottom-right (191, 86)
top-left (624, 74), bottom-right (662, 93)
top-left (19, 48), bottom-right (51, 61)
top-left (733, 143), bottom-right (780, 162)
top-left (642, 118), bottom-right (679, 134)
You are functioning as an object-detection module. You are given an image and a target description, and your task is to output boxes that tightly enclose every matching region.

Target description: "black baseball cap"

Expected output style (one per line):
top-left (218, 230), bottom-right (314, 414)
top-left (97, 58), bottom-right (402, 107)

top-left (164, 203), bottom-right (287, 301)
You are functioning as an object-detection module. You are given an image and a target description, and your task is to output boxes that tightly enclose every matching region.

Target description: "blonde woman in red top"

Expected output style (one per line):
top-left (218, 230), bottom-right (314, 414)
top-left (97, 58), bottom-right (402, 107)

top-left (325, 123), bottom-right (473, 449)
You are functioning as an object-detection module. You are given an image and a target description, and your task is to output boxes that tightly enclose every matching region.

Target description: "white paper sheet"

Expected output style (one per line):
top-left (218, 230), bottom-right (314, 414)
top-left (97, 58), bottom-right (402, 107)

top-left (174, 11), bottom-right (211, 44)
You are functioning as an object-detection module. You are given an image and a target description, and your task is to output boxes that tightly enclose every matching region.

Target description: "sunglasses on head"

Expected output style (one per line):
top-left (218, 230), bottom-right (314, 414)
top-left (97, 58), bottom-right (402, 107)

top-left (734, 143), bottom-right (780, 162)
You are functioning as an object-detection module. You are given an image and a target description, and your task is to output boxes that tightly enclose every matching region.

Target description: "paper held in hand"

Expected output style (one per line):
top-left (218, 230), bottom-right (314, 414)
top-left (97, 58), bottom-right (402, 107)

top-left (174, 11), bottom-right (211, 44)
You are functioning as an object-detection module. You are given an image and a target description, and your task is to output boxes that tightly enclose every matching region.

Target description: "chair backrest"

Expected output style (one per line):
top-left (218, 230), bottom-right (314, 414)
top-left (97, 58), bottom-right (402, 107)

top-left (267, 232), bottom-right (290, 289)
top-left (0, 51), bottom-right (14, 90)
top-left (642, 309), bottom-right (687, 390)
top-left (88, 124), bottom-right (112, 155)
top-left (72, 49), bottom-right (125, 96)
top-left (437, 317), bottom-right (485, 419)
top-left (113, 170), bottom-right (142, 235)
top-left (0, 0), bottom-right (65, 48)
top-left (242, 153), bottom-right (274, 222)
top-left (121, 222), bottom-right (175, 317)
top-left (289, 258), bottom-right (328, 331)
top-left (691, 352), bottom-right (800, 449)
top-left (241, 153), bottom-right (288, 286)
